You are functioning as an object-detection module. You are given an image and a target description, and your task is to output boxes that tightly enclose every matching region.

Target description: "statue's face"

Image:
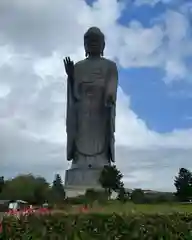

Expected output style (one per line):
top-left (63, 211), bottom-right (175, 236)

top-left (84, 27), bottom-right (105, 57)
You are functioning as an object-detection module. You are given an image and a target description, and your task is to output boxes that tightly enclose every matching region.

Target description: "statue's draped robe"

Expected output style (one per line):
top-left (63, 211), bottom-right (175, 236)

top-left (66, 57), bottom-right (118, 168)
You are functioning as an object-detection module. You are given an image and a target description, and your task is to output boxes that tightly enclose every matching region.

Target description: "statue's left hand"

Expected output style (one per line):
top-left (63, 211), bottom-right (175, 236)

top-left (63, 57), bottom-right (74, 78)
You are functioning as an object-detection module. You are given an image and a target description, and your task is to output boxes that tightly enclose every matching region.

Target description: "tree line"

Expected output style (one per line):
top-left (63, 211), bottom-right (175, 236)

top-left (0, 174), bottom-right (65, 205)
top-left (0, 166), bottom-right (192, 205)
top-left (100, 166), bottom-right (192, 203)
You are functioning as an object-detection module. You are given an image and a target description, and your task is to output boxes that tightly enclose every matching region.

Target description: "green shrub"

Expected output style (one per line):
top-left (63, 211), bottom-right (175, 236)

top-left (85, 189), bottom-right (101, 206)
top-left (144, 192), bottom-right (177, 204)
top-left (131, 189), bottom-right (146, 204)
top-left (64, 195), bottom-right (87, 205)
top-left (1, 213), bottom-right (192, 239)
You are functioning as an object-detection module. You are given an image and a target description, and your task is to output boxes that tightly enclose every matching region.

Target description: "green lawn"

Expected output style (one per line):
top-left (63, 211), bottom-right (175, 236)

top-left (64, 201), bottom-right (192, 214)
top-left (103, 202), bottom-right (192, 213)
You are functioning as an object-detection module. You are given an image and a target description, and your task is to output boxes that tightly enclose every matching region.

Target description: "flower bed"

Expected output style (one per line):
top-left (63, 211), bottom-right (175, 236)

top-left (0, 212), bottom-right (192, 239)
top-left (0, 207), bottom-right (50, 235)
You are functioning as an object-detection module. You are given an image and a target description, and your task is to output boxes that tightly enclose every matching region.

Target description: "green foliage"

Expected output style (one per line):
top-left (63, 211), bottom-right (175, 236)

top-left (144, 192), bottom-right (176, 204)
top-left (64, 190), bottom-right (108, 207)
top-left (85, 189), bottom-right (98, 205)
top-left (0, 174), bottom-right (65, 205)
top-left (174, 168), bottom-right (192, 202)
top-left (85, 189), bottom-right (109, 206)
top-left (99, 165), bottom-right (123, 197)
top-left (65, 195), bottom-right (87, 205)
top-left (0, 174), bottom-right (49, 204)
top-left (0, 176), bottom-right (4, 194)
top-left (131, 189), bottom-right (145, 204)
top-left (51, 174), bottom-right (65, 203)
top-left (117, 187), bottom-right (129, 203)
top-left (1, 213), bottom-right (192, 239)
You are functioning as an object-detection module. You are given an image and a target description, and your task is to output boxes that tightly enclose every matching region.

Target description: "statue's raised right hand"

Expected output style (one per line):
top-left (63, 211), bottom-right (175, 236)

top-left (63, 57), bottom-right (74, 78)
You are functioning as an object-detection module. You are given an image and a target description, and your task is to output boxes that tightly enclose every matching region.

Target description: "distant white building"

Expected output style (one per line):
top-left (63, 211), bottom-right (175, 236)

top-left (8, 200), bottom-right (28, 210)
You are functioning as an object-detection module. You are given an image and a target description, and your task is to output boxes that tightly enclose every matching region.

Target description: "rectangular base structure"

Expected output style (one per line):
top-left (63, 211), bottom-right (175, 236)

top-left (65, 185), bottom-right (103, 198)
top-left (64, 185), bottom-right (118, 199)
top-left (64, 167), bottom-right (103, 197)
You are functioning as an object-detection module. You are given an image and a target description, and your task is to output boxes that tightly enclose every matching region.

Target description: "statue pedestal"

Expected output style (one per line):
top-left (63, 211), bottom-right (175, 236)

top-left (64, 167), bottom-right (103, 198)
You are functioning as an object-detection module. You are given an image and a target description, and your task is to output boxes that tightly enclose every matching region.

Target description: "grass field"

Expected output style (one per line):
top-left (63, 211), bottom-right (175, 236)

top-left (59, 201), bottom-right (192, 214)
top-left (1, 201), bottom-right (192, 217)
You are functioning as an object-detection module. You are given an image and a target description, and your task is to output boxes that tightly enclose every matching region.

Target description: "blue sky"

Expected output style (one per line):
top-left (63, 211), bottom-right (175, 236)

top-left (120, 1), bottom-right (192, 133)
top-left (120, 67), bottom-right (192, 132)
top-left (87, 0), bottom-right (192, 133)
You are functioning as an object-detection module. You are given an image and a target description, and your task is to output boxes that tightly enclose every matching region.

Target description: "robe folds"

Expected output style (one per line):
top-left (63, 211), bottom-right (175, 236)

top-left (66, 57), bottom-right (118, 166)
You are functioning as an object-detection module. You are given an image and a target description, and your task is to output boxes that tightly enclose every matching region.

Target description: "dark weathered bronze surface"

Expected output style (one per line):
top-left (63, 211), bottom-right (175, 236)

top-left (64, 27), bottom-right (118, 190)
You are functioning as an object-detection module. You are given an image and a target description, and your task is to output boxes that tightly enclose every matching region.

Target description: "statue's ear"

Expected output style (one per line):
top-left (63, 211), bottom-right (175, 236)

top-left (101, 41), bottom-right (105, 56)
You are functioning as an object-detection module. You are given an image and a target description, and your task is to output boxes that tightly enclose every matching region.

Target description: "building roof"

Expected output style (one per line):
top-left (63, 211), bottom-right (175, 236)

top-left (0, 200), bottom-right (27, 204)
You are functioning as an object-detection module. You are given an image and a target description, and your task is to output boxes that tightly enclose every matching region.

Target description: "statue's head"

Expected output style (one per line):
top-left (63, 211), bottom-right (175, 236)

top-left (84, 27), bottom-right (105, 57)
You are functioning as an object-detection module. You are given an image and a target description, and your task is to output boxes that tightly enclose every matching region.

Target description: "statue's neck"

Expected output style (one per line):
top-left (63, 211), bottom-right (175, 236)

top-left (87, 55), bottom-right (102, 60)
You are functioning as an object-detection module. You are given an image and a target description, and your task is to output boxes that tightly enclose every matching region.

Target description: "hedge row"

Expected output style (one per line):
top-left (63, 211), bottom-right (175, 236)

top-left (1, 213), bottom-right (192, 239)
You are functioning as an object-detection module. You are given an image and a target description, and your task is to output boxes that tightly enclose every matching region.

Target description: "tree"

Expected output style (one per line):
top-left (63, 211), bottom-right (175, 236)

top-left (99, 165), bottom-right (124, 197)
top-left (0, 174), bottom-right (50, 204)
top-left (144, 192), bottom-right (176, 204)
top-left (117, 187), bottom-right (129, 203)
top-left (33, 176), bottom-right (50, 204)
top-left (0, 176), bottom-right (4, 194)
top-left (51, 174), bottom-right (65, 203)
top-left (174, 168), bottom-right (192, 202)
top-left (131, 189), bottom-right (145, 204)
